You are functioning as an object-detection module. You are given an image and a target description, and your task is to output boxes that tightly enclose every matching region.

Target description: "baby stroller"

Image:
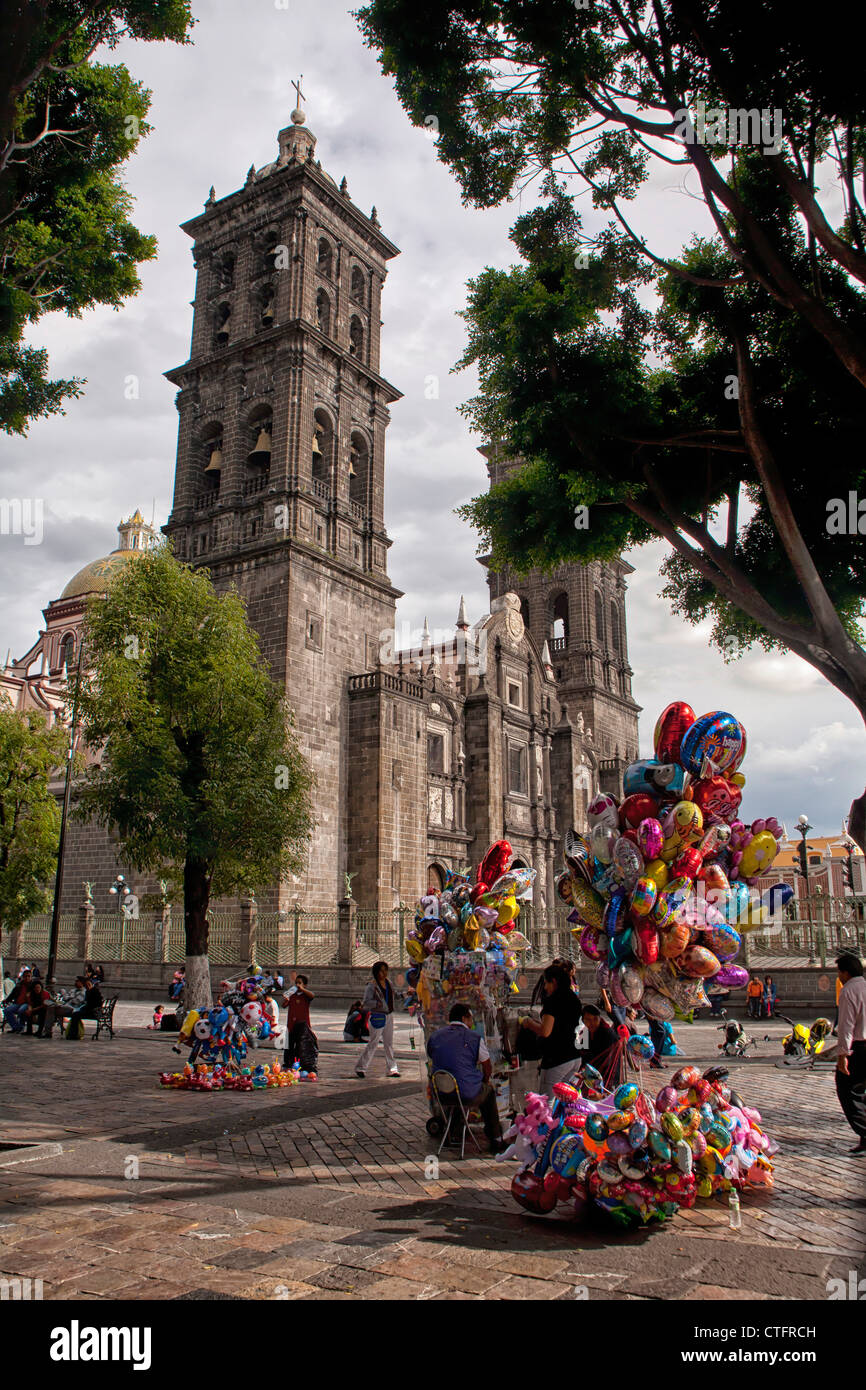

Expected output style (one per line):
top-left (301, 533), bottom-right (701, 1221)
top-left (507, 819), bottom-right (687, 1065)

top-left (717, 1018), bottom-right (757, 1057)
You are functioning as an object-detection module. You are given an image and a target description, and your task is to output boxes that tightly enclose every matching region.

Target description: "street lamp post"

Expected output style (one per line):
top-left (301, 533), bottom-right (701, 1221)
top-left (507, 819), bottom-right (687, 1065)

top-left (797, 814), bottom-right (816, 963)
top-left (46, 637), bottom-right (85, 992)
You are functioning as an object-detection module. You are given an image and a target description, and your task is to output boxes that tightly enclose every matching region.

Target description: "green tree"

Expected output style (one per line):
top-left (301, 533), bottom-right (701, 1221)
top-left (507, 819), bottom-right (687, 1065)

top-left (0, 0), bottom-right (194, 434)
top-left (74, 546), bottom-right (315, 1009)
top-left (0, 706), bottom-right (66, 940)
top-left (358, 0), bottom-right (866, 843)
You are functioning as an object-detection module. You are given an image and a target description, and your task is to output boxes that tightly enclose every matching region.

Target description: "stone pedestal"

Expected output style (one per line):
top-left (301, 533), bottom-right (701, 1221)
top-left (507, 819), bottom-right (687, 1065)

top-left (79, 901), bottom-right (94, 959)
top-left (338, 898), bottom-right (356, 965)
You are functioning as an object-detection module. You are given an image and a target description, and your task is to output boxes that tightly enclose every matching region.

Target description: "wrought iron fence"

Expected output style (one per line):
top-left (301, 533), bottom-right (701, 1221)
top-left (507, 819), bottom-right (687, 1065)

top-left (355, 907), bottom-right (407, 968)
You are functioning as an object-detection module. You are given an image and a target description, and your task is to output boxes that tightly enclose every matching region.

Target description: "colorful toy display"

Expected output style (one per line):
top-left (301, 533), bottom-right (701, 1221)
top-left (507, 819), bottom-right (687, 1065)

top-left (159, 1059), bottom-right (303, 1091)
top-left (158, 973), bottom-right (298, 1093)
top-left (506, 1058), bottom-right (778, 1228)
top-left (563, 702), bottom-right (792, 1020)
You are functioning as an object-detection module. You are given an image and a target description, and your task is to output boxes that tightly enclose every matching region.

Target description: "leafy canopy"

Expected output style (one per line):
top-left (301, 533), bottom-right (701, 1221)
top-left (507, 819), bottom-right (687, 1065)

top-left (74, 545), bottom-right (314, 902)
top-left (0, 705), bottom-right (67, 935)
top-left (358, 0), bottom-right (866, 710)
top-left (0, 0), bottom-right (195, 433)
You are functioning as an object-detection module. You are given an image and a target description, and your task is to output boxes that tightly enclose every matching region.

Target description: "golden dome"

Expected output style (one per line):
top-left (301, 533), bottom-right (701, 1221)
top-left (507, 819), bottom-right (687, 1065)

top-left (59, 551), bottom-right (137, 601)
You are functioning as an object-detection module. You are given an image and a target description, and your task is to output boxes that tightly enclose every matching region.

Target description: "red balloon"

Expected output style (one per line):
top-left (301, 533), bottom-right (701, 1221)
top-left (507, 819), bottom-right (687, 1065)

top-left (654, 702), bottom-right (696, 764)
top-left (477, 839), bottom-right (512, 886)
top-left (673, 847), bottom-right (703, 880)
top-left (511, 1170), bottom-right (557, 1213)
top-left (633, 920), bottom-right (660, 964)
top-left (692, 775), bottom-right (742, 824)
top-left (619, 793), bottom-right (659, 829)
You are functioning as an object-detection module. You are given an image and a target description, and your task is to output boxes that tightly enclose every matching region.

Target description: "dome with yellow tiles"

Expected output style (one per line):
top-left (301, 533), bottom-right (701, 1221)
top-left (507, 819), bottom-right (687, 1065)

top-left (60, 511), bottom-right (158, 601)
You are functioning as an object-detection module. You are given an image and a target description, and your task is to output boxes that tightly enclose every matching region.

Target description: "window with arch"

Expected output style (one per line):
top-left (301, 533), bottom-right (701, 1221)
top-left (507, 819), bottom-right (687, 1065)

top-left (215, 250), bottom-right (235, 290)
top-left (349, 430), bottom-right (369, 504)
top-left (259, 234), bottom-right (281, 278)
top-left (312, 408), bottom-right (333, 481)
top-left (257, 282), bottom-right (275, 330)
top-left (317, 237), bottom-right (333, 278)
top-left (520, 596), bottom-right (530, 629)
top-left (427, 863), bottom-right (446, 893)
top-left (594, 590), bottom-right (605, 645)
top-left (551, 591), bottom-right (569, 645)
top-left (350, 265), bottom-right (367, 305)
top-left (610, 601), bottom-right (621, 654)
top-left (316, 287), bottom-right (331, 336)
top-left (59, 633), bottom-right (76, 675)
top-left (245, 409), bottom-right (272, 483)
top-left (200, 424), bottom-right (223, 494)
top-left (349, 315), bottom-right (364, 358)
top-left (213, 301), bottom-right (231, 348)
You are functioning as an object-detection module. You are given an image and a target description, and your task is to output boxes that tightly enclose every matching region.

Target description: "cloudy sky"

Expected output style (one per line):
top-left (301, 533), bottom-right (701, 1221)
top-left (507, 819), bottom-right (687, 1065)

top-left (1, 0), bottom-right (863, 837)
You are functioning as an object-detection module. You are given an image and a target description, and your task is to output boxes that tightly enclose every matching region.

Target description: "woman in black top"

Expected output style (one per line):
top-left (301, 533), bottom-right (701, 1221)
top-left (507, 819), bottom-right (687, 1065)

top-left (520, 963), bottom-right (582, 1096)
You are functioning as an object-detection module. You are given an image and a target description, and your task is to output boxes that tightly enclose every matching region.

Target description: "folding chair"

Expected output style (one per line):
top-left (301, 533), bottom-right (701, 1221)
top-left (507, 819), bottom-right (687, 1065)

top-left (429, 1069), bottom-right (484, 1159)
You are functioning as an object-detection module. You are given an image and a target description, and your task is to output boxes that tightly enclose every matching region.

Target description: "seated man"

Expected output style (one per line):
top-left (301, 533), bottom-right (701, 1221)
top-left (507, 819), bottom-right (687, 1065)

top-left (25, 978), bottom-right (53, 1036)
top-left (342, 999), bottom-right (370, 1043)
top-left (3, 969), bottom-right (32, 1032)
top-left (427, 1003), bottom-right (505, 1153)
top-left (581, 1004), bottom-right (622, 1087)
top-left (44, 978), bottom-right (86, 1038)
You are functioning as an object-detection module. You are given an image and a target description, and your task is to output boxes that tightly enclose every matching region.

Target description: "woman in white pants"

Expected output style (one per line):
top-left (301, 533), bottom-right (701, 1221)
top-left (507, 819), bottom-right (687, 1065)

top-left (355, 961), bottom-right (400, 1078)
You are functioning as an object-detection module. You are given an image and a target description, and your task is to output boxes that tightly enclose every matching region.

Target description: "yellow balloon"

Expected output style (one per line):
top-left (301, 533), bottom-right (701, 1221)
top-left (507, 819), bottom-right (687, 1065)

top-left (497, 892), bottom-right (519, 925)
top-left (645, 859), bottom-right (670, 889)
top-left (739, 830), bottom-right (780, 880)
top-left (406, 938), bottom-right (425, 964)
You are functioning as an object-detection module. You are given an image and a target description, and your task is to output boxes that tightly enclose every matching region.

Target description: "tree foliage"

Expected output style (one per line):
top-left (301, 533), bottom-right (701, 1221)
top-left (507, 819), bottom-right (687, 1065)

top-left (73, 546), bottom-right (315, 968)
top-left (358, 0), bottom-right (866, 727)
top-left (0, 1), bottom-right (194, 433)
top-left (0, 705), bottom-right (66, 937)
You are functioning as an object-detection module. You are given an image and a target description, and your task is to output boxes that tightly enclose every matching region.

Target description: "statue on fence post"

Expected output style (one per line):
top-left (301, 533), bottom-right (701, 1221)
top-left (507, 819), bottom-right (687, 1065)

top-left (82, 881), bottom-right (94, 905)
top-left (344, 871), bottom-right (357, 901)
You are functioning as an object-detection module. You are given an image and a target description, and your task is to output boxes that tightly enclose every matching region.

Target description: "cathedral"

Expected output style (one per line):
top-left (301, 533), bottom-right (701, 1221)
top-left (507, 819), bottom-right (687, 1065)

top-left (1, 102), bottom-right (640, 922)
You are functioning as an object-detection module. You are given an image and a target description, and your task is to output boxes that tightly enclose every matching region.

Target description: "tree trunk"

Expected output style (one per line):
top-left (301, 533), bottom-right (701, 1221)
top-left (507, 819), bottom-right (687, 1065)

top-left (184, 854), bottom-right (212, 1014)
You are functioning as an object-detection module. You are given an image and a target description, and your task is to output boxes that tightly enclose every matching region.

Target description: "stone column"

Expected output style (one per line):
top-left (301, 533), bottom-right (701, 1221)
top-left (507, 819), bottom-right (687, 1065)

top-left (240, 896), bottom-right (258, 968)
top-left (338, 897), bottom-right (357, 965)
top-left (80, 899), bottom-right (95, 961)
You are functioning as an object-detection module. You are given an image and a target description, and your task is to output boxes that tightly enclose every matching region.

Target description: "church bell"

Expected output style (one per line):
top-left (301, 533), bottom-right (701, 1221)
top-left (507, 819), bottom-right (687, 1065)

top-left (311, 427), bottom-right (322, 459)
top-left (249, 428), bottom-right (272, 466)
top-left (204, 444), bottom-right (223, 473)
top-left (261, 300), bottom-right (274, 326)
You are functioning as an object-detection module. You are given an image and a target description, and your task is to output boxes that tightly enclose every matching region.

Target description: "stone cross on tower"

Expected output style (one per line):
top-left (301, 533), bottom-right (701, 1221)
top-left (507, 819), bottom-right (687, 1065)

top-left (291, 75), bottom-right (305, 116)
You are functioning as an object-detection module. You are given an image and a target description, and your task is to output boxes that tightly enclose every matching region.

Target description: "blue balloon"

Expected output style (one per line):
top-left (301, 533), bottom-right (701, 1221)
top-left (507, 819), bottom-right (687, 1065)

top-left (608, 925), bottom-right (633, 967)
top-left (680, 711), bottom-right (746, 776)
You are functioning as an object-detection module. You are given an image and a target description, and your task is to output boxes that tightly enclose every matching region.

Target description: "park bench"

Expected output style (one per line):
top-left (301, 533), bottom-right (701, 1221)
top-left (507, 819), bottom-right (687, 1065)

top-left (91, 996), bottom-right (118, 1040)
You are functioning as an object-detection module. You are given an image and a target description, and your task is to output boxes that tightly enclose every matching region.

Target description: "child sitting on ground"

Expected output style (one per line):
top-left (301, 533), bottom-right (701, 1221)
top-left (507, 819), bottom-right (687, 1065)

top-left (149, 1005), bottom-right (164, 1030)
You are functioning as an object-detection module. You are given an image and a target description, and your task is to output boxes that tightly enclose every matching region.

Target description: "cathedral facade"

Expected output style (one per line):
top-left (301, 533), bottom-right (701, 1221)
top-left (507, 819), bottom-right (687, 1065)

top-left (2, 104), bottom-right (640, 921)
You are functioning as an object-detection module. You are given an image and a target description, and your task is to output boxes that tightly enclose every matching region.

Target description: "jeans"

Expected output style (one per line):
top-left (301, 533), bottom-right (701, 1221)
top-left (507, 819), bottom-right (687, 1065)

top-left (4, 1004), bottom-right (28, 1032)
top-left (836, 1041), bottom-right (866, 1140)
top-left (355, 1013), bottom-right (396, 1073)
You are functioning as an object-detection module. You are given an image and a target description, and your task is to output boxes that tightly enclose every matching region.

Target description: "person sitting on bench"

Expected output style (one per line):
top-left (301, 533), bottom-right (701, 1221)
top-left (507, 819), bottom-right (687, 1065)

top-left (426, 1003), bottom-right (506, 1153)
top-left (63, 977), bottom-right (103, 1039)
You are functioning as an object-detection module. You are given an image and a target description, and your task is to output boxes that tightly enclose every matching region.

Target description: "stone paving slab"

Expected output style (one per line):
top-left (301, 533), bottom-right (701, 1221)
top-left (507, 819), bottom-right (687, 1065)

top-left (0, 1018), bottom-right (863, 1300)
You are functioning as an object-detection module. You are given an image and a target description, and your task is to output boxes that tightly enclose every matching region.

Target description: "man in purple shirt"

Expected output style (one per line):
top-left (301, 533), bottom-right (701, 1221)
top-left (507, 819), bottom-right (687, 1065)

top-left (835, 953), bottom-right (866, 1157)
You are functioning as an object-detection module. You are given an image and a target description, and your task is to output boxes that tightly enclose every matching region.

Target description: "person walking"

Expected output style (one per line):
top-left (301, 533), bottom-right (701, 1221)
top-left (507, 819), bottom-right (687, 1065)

top-left (763, 975), bottom-right (777, 1018)
top-left (746, 975), bottom-right (763, 1019)
top-left (355, 961), bottom-right (400, 1078)
top-left (835, 953), bottom-right (866, 1157)
top-left (518, 962), bottom-right (581, 1097)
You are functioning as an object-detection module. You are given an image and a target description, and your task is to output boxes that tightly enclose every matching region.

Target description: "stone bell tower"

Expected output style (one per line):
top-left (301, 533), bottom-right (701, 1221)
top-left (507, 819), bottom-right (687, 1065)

top-left (163, 97), bottom-right (404, 907)
top-left (479, 443), bottom-right (641, 794)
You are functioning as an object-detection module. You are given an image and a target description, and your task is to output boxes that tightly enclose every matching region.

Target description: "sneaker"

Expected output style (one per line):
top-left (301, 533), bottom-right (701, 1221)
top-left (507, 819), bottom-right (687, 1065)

top-left (388, 1068), bottom-right (401, 1077)
top-left (355, 1070), bottom-right (365, 1079)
